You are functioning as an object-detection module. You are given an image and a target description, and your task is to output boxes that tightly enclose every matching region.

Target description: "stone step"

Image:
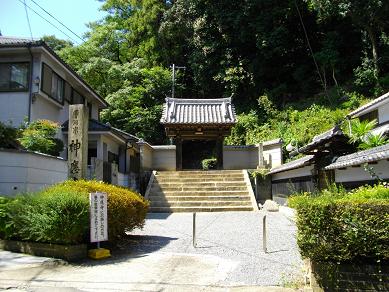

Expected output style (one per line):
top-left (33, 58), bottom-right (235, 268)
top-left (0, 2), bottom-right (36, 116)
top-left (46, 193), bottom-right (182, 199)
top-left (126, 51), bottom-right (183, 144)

top-left (156, 170), bottom-right (243, 175)
top-left (149, 190), bottom-right (249, 197)
top-left (149, 206), bottom-right (253, 213)
top-left (150, 200), bottom-right (252, 207)
top-left (154, 177), bottom-right (244, 183)
top-left (155, 175), bottom-right (244, 181)
top-left (151, 186), bottom-right (248, 192)
top-left (153, 182), bottom-right (247, 188)
top-left (148, 195), bottom-right (251, 202)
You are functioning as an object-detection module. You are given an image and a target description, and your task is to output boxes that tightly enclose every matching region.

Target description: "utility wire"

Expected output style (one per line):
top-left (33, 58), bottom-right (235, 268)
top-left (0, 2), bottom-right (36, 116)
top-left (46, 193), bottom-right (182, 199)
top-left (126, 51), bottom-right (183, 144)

top-left (29, 0), bottom-right (85, 42)
top-left (16, 0), bottom-right (79, 44)
top-left (23, 0), bottom-right (33, 40)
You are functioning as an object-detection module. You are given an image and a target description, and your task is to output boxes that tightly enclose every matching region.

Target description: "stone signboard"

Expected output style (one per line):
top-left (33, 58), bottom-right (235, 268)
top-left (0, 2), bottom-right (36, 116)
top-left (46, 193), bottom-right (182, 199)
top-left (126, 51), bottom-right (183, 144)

top-left (68, 104), bottom-right (88, 180)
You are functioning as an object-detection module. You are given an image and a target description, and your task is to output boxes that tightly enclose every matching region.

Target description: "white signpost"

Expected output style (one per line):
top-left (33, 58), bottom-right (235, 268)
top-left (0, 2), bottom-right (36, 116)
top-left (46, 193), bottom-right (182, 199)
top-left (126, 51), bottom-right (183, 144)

top-left (89, 192), bottom-right (108, 244)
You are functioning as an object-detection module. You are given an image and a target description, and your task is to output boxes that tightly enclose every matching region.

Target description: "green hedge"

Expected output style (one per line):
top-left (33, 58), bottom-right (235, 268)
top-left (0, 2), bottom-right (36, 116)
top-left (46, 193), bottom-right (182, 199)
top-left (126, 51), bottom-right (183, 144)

top-left (1, 180), bottom-right (149, 245)
top-left (202, 158), bottom-right (217, 170)
top-left (289, 184), bottom-right (389, 262)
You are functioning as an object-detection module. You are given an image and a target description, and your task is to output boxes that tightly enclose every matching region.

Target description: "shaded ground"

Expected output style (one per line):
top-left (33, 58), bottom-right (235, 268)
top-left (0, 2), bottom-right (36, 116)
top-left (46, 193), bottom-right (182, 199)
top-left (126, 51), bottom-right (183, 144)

top-left (0, 209), bottom-right (304, 291)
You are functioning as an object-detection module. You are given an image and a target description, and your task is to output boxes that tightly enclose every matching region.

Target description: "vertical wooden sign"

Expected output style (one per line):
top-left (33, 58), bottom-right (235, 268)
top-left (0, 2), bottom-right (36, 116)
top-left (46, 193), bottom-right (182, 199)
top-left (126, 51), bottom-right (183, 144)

top-left (68, 104), bottom-right (89, 180)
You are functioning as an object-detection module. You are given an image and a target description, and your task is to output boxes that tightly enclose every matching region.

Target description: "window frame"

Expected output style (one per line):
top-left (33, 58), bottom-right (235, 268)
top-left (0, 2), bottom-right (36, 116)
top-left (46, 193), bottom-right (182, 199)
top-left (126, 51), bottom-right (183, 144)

top-left (40, 62), bottom-right (65, 105)
top-left (0, 62), bottom-right (30, 92)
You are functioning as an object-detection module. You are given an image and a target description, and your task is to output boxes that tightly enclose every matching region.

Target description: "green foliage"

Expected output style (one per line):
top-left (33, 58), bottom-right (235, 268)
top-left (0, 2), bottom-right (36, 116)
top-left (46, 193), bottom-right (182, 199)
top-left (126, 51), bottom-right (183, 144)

top-left (0, 196), bottom-right (13, 238)
top-left (201, 158), bottom-right (217, 170)
top-left (348, 118), bottom-right (377, 144)
top-left (0, 122), bottom-right (20, 149)
top-left (42, 180), bottom-right (149, 240)
top-left (359, 132), bottom-right (388, 150)
top-left (41, 35), bottom-right (73, 52)
top-left (18, 120), bottom-right (64, 156)
top-left (289, 184), bottom-right (389, 262)
top-left (250, 168), bottom-right (269, 180)
top-left (3, 192), bottom-right (89, 245)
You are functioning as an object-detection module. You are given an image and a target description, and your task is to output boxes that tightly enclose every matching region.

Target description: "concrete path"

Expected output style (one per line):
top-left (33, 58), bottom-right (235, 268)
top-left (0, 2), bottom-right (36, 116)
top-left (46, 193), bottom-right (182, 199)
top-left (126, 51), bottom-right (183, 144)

top-left (0, 209), bottom-right (305, 291)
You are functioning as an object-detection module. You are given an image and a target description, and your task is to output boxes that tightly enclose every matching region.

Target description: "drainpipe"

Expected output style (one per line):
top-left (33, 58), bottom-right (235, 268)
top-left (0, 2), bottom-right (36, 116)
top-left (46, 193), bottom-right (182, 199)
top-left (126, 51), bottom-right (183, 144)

top-left (27, 45), bottom-right (34, 123)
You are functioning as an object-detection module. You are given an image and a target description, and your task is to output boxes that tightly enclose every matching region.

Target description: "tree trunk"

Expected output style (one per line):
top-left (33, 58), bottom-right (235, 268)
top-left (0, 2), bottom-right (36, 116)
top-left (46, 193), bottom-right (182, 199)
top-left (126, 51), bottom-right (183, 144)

top-left (366, 26), bottom-right (379, 77)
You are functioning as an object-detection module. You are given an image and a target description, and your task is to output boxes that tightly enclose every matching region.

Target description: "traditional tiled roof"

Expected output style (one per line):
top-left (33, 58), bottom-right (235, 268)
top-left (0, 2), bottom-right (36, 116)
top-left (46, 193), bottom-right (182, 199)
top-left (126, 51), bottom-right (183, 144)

top-left (291, 126), bottom-right (344, 156)
top-left (0, 36), bottom-right (40, 45)
top-left (325, 143), bottom-right (389, 170)
top-left (0, 36), bottom-right (108, 108)
top-left (161, 97), bottom-right (236, 125)
top-left (269, 155), bottom-right (315, 174)
top-left (347, 92), bottom-right (389, 118)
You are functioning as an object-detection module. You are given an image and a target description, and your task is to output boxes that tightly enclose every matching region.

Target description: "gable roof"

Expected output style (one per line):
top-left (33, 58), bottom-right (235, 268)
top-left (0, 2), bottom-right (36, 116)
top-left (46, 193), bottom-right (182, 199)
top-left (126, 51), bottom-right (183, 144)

top-left (290, 126), bottom-right (345, 156)
top-left (324, 143), bottom-right (389, 170)
top-left (161, 97), bottom-right (236, 125)
top-left (269, 155), bottom-right (315, 174)
top-left (347, 92), bottom-right (389, 118)
top-left (0, 36), bottom-right (108, 108)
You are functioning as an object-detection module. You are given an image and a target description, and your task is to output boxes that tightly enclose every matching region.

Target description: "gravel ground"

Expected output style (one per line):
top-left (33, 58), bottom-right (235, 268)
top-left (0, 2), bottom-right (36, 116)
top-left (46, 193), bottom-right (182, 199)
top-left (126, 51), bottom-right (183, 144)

top-left (128, 209), bottom-right (304, 287)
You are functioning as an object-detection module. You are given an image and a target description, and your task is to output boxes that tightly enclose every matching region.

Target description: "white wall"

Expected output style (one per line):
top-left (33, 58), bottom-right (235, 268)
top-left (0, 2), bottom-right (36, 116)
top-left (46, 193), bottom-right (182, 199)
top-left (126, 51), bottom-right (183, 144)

top-left (152, 145), bottom-right (176, 170)
top-left (335, 160), bottom-right (389, 182)
top-left (378, 101), bottom-right (389, 124)
top-left (263, 144), bottom-right (282, 168)
top-left (139, 142), bottom-right (153, 171)
top-left (0, 149), bottom-right (67, 196)
top-left (223, 146), bottom-right (258, 169)
top-left (272, 165), bottom-right (314, 181)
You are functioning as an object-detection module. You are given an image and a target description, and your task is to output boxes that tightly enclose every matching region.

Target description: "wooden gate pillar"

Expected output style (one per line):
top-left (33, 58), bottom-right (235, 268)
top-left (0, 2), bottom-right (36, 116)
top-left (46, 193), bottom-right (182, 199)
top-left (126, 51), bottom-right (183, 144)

top-left (216, 137), bottom-right (224, 170)
top-left (175, 137), bottom-right (183, 170)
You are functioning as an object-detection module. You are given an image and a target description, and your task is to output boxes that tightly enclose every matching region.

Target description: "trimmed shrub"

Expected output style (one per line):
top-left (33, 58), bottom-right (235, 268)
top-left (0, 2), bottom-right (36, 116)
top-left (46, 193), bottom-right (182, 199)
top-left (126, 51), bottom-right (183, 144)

top-left (289, 184), bottom-right (389, 262)
top-left (202, 158), bottom-right (217, 170)
top-left (2, 192), bottom-right (89, 245)
top-left (41, 180), bottom-right (149, 240)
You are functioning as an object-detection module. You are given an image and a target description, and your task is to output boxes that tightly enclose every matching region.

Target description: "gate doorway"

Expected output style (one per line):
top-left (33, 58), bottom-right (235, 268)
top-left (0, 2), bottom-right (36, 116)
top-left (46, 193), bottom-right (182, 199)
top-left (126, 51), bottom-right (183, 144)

top-left (182, 140), bottom-right (216, 169)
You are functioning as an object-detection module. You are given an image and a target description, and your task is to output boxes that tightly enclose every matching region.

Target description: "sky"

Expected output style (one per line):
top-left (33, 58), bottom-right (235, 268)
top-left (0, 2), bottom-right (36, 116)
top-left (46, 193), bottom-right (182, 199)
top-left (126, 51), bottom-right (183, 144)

top-left (0, 0), bottom-right (106, 45)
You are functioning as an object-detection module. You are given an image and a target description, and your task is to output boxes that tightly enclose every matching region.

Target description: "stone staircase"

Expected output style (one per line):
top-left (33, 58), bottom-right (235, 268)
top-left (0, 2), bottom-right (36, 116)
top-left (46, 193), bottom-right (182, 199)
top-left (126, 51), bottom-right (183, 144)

top-left (145, 170), bottom-right (258, 212)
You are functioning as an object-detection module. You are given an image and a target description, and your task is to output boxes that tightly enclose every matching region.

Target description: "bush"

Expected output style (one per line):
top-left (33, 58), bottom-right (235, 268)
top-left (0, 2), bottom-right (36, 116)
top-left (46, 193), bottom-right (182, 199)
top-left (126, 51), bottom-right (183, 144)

top-left (289, 184), bottom-right (389, 262)
top-left (18, 119), bottom-right (64, 156)
top-left (202, 158), bottom-right (217, 170)
top-left (0, 122), bottom-right (20, 149)
top-left (2, 192), bottom-right (89, 245)
top-left (41, 180), bottom-right (149, 240)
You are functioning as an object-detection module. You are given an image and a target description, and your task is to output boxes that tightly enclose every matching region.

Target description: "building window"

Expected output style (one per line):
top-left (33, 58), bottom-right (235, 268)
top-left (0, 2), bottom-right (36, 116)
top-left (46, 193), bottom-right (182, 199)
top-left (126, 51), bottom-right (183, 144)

top-left (41, 63), bottom-right (64, 104)
top-left (0, 62), bottom-right (29, 91)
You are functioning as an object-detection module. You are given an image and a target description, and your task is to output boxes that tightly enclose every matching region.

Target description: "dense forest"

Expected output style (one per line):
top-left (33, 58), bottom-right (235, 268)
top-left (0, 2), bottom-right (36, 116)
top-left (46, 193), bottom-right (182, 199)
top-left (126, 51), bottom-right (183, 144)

top-left (47, 0), bottom-right (389, 153)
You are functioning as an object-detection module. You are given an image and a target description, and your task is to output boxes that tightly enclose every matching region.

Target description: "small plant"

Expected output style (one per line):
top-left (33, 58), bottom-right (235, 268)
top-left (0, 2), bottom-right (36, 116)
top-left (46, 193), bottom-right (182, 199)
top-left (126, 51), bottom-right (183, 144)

top-left (251, 168), bottom-right (269, 180)
top-left (18, 119), bottom-right (64, 156)
top-left (359, 132), bottom-right (388, 150)
top-left (348, 118), bottom-right (377, 144)
top-left (202, 158), bottom-right (217, 170)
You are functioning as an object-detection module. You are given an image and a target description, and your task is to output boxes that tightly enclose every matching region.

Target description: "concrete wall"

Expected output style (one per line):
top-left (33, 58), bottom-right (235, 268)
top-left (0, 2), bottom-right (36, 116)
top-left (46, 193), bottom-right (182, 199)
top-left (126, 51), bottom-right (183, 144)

top-left (0, 149), bottom-right (67, 196)
top-left (263, 144), bottom-right (282, 168)
top-left (139, 142), bottom-right (153, 171)
top-left (152, 145), bottom-right (176, 171)
top-left (223, 142), bottom-right (283, 170)
top-left (223, 146), bottom-right (258, 169)
top-left (335, 160), bottom-right (389, 182)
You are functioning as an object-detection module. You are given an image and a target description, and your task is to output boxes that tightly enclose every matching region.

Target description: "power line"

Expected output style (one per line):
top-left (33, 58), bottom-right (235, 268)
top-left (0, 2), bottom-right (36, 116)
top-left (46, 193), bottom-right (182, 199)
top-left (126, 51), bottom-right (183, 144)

top-left (23, 0), bottom-right (33, 40)
top-left (16, 0), bottom-right (79, 44)
top-left (29, 0), bottom-right (85, 42)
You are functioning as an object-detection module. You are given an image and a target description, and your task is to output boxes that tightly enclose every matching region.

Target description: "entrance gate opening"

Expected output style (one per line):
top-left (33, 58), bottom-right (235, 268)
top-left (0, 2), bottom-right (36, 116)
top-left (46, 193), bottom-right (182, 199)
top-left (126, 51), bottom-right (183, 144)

top-left (182, 140), bottom-right (216, 169)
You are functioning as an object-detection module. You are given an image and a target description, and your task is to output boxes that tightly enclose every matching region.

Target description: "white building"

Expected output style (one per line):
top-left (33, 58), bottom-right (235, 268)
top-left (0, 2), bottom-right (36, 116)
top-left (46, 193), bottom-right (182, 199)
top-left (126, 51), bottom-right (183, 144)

top-left (0, 36), bottom-right (140, 194)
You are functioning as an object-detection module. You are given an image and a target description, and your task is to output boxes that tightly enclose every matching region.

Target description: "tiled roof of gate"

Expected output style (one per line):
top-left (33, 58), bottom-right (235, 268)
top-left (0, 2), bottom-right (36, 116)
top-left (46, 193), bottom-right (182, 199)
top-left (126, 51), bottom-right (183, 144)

top-left (161, 97), bottom-right (236, 125)
top-left (324, 143), bottom-right (389, 170)
top-left (269, 155), bottom-right (315, 174)
top-left (0, 36), bottom-right (41, 45)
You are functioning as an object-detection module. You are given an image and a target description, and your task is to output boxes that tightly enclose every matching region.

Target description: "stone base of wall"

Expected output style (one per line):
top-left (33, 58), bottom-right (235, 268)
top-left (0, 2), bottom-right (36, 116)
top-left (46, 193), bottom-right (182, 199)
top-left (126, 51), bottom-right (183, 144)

top-left (0, 239), bottom-right (87, 262)
top-left (310, 260), bottom-right (389, 291)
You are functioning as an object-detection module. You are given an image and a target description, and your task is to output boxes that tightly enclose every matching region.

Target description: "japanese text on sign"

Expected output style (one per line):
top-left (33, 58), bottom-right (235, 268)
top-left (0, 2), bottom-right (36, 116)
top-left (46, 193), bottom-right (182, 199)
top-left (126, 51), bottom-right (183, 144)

top-left (89, 192), bottom-right (108, 243)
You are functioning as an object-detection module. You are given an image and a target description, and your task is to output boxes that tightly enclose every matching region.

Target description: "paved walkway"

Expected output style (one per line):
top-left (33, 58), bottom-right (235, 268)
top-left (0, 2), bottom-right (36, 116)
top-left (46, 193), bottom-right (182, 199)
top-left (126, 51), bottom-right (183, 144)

top-left (0, 208), bottom-right (305, 291)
